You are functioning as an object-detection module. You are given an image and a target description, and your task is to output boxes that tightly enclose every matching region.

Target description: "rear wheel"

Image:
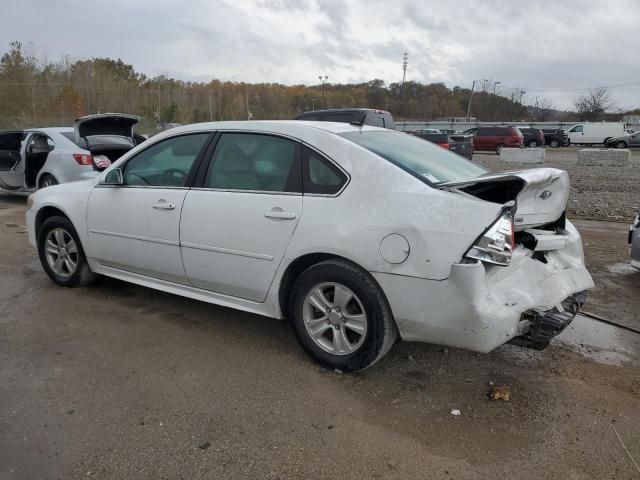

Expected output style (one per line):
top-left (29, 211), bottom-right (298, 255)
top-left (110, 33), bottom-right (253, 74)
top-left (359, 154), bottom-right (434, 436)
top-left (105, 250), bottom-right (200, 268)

top-left (549, 139), bottom-right (560, 148)
top-left (39, 174), bottom-right (58, 189)
top-left (495, 143), bottom-right (505, 154)
top-left (289, 259), bottom-right (397, 372)
top-left (527, 140), bottom-right (539, 148)
top-left (37, 216), bottom-right (96, 287)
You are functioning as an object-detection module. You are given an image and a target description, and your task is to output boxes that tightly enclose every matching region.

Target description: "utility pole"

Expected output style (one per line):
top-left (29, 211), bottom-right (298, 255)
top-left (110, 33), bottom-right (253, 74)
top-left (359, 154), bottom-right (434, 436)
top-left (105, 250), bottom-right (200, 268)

top-left (208, 90), bottom-right (213, 121)
top-left (401, 52), bottom-right (408, 113)
top-left (466, 78), bottom-right (488, 119)
top-left (493, 81), bottom-right (501, 96)
top-left (318, 75), bottom-right (328, 108)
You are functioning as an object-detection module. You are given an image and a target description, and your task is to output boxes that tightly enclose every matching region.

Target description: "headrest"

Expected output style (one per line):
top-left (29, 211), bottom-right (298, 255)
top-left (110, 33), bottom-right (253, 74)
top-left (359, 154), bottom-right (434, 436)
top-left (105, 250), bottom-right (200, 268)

top-left (215, 144), bottom-right (250, 173)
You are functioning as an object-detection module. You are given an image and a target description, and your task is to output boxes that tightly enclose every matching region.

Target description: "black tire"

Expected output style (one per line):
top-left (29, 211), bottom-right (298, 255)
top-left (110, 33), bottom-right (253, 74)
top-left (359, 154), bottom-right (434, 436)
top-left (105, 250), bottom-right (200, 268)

top-left (39, 174), bottom-right (58, 189)
top-left (289, 259), bottom-right (397, 372)
top-left (495, 143), bottom-right (505, 154)
top-left (549, 139), bottom-right (560, 148)
top-left (37, 216), bottom-right (96, 287)
top-left (527, 140), bottom-right (539, 148)
top-left (615, 141), bottom-right (627, 149)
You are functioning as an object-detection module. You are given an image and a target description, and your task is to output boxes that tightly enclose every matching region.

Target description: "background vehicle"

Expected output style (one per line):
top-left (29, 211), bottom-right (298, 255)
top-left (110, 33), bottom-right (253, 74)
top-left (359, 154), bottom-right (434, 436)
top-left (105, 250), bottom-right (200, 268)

top-left (0, 114), bottom-right (143, 193)
top-left (605, 132), bottom-right (640, 149)
top-left (566, 122), bottom-right (625, 145)
top-left (630, 211), bottom-right (640, 269)
top-left (415, 128), bottom-right (441, 134)
top-left (462, 126), bottom-right (524, 154)
top-left (27, 121), bottom-right (593, 372)
top-left (542, 128), bottom-right (569, 148)
top-left (517, 127), bottom-right (545, 147)
top-left (294, 108), bottom-right (395, 129)
top-left (411, 131), bottom-right (474, 159)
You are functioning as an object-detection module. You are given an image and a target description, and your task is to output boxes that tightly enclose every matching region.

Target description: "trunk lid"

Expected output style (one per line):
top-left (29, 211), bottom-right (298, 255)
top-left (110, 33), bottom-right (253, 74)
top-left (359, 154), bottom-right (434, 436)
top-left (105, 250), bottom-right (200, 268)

top-left (74, 113), bottom-right (142, 169)
top-left (74, 113), bottom-right (140, 140)
top-left (442, 168), bottom-right (569, 231)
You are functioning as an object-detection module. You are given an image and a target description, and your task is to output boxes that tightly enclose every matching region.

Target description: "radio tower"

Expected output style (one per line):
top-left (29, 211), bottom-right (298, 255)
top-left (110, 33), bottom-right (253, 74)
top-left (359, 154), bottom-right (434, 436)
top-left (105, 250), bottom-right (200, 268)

top-left (401, 52), bottom-right (408, 86)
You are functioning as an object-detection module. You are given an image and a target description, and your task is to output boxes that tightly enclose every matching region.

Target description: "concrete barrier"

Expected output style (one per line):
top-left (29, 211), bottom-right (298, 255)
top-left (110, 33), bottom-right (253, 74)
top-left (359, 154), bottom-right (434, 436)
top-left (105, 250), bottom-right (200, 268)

top-left (577, 149), bottom-right (630, 166)
top-left (499, 148), bottom-right (545, 164)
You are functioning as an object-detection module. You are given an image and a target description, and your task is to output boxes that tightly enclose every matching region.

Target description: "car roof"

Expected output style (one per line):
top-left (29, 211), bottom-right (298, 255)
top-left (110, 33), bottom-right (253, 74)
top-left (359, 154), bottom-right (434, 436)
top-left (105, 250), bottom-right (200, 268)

top-left (162, 120), bottom-right (388, 136)
top-left (25, 127), bottom-right (74, 134)
top-left (297, 108), bottom-right (389, 114)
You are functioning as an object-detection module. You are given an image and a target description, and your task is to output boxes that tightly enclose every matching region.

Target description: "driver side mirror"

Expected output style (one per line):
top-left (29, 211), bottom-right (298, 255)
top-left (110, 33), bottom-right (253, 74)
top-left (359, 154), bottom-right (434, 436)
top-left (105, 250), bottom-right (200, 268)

top-left (102, 168), bottom-right (124, 186)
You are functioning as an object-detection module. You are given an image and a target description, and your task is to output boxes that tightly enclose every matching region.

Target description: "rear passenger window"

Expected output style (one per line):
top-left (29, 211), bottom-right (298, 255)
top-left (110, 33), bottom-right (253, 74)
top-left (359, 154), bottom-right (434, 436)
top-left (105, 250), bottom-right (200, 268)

top-left (366, 115), bottom-right (384, 128)
top-left (205, 133), bottom-right (300, 192)
top-left (324, 113), bottom-right (354, 123)
top-left (302, 146), bottom-right (347, 195)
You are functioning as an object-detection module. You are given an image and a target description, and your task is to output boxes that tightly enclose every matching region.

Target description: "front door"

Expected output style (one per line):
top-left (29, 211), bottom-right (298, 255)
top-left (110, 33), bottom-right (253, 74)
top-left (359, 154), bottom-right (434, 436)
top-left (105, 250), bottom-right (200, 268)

top-left (568, 125), bottom-right (584, 144)
top-left (86, 132), bottom-right (211, 283)
top-left (180, 132), bottom-right (302, 302)
top-left (0, 131), bottom-right (25, 189)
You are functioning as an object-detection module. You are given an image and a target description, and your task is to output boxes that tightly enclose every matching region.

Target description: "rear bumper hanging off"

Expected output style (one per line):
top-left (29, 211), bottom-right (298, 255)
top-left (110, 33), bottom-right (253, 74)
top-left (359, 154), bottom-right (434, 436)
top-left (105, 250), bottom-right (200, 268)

top-left (509, 291), bottom-right (588, 350)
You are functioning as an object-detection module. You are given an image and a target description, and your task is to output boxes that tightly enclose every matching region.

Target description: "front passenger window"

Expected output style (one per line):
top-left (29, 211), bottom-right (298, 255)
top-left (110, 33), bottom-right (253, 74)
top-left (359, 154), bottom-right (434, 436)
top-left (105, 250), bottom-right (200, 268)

top-left (123, 133), bottom-right (209, 187)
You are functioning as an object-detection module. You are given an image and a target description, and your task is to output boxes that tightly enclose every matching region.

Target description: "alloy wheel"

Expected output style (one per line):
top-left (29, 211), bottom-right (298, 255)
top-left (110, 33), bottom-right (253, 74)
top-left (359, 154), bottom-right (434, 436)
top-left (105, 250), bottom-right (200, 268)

top-left (302, 282), bottom-right (367, 356)
top-left (45, 228), bottom-right (78, 277)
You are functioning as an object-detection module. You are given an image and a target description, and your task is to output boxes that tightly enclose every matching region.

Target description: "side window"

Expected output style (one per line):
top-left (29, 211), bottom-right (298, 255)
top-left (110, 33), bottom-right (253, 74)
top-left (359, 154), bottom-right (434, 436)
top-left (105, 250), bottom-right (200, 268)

top-left (302, 146), bottom-right (347, 195)
top-left (325, 113), bottom-right (354, 123)
top-left (366, 115), bottom-right (384, 128)
top-left (204, 133), bottom-right (299, 193)
top-left (0, 132), bottom-right (24, 151)
top-left (570, 125), bottom-right (583, 133)
top-left (123, 133), bottom-right (209, 187)
top-left (477, 128), bottom-right (490, 136)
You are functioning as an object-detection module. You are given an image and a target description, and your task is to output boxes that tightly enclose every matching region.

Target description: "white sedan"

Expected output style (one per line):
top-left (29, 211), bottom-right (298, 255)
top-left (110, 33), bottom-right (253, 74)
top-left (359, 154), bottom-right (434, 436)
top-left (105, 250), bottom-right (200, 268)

top-left (26, 121), bottom-right (594, 371)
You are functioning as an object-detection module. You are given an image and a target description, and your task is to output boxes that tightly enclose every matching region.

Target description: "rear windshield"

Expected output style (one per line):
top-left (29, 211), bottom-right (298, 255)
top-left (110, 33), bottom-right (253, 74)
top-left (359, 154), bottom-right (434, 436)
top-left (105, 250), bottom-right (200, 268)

top-left (60, 132), bottom-right (76, 142)
top-left (339, 130), bottom-right (487, 185)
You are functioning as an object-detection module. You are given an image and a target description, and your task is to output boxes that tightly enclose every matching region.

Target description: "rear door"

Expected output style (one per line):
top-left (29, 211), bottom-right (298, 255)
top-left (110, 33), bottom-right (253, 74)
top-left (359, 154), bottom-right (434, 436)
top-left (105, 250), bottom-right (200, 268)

top-left (0, 131), bottom-right (25, 189)
top-left (180, 132), bottom-right (303, 302)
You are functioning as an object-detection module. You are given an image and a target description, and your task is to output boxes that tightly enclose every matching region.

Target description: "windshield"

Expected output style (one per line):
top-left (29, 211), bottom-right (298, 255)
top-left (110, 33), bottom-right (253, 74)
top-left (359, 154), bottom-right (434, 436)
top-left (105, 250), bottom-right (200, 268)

top-left (339, 130), bottom-right (487, 184)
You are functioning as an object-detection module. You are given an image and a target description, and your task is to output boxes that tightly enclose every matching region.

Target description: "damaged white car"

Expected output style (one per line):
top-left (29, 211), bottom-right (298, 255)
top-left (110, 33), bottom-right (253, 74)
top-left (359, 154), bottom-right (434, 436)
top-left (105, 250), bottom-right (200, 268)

top-left (25, 121), bottom-right (594, 371)
top-left (0, 113), bottom-right (143, 192)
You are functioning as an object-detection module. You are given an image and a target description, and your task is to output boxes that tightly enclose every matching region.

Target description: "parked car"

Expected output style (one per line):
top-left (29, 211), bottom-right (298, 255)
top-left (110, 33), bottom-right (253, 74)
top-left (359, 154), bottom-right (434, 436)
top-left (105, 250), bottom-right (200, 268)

top-left (541, 128), bottom-right (570, 148)
top-left (411, 131), bottom-right (474, 159)
top-left (415, 128), bottom-right (441, 134)
top-left (630, 210), bottom-right (640, 269)
top-left (605, 132), bottom-right (640, 149)
top-left (0, 114), bottom-right (143, 193)
top-left (462, 126), bottom-right (524, 154)
top-left (566, 122), bottom-right (625, 145)
top-left (26, 121), bottom-right (593, 371)
top-left (294, 108), bottom-right (395, 129)
top-left (516, 127), bottom-right (545, 148)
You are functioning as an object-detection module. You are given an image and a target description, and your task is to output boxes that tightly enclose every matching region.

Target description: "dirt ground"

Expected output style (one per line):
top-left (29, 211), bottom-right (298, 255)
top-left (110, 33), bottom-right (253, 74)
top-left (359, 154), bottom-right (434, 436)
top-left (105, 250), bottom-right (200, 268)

top-left (1, 195), bottom-right (639, 480)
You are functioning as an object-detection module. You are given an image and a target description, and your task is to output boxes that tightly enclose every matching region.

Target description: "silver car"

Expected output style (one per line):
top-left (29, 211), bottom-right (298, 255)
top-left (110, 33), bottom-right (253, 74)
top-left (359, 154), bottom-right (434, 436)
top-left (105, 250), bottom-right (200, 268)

top-left (0, 114), bottom-right (141, 193)
top-left (630, 211), bottom-right (640, 269)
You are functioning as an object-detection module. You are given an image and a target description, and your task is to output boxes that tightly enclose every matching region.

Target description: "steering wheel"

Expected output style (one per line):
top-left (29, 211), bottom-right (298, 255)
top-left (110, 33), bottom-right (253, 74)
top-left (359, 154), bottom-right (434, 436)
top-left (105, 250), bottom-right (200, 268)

top-left (161, 168), bottom-right (187, 186)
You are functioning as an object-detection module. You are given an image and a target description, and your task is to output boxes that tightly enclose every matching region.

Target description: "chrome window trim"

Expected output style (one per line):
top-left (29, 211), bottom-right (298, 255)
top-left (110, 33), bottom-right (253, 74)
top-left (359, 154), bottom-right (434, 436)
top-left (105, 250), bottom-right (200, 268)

top-left (95, 185), bottom-right (190, 190)
top-left (190, 187), bottom-right (301, 196)
top-left (206, 129), bottom-right (351, 198)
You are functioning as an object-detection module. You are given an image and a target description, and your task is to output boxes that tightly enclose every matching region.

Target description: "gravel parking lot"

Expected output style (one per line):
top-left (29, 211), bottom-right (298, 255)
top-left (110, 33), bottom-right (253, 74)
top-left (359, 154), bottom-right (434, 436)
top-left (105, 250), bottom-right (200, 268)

top-left (475, 147), bottom-right (640, 222)
top-left (1, 172), bottom-right (639, 479)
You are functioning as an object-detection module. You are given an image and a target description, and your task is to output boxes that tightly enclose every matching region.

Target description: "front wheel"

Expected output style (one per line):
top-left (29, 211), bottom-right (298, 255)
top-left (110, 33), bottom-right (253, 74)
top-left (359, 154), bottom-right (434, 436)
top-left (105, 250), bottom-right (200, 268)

top-left (289, 259), bottom-right (397, 372)
top-left (549, 139), bottom-right (560, 148)
top-left (527, 140), bottom-right (539, 148)
top-left (615, 141), bottom-right (628, 149)
top-left (37, 216), bottom-right (96, 287)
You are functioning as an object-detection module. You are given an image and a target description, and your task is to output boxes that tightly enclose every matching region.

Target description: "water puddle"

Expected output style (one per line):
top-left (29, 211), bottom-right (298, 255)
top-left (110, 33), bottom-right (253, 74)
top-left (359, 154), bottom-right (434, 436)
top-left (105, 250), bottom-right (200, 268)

top-left (556, 314), bottom-right (639, 366)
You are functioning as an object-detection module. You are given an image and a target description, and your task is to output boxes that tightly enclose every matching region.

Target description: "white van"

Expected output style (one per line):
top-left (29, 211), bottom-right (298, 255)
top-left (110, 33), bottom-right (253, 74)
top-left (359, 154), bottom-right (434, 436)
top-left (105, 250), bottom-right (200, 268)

top-left (566, 123), bottom-right (625, 145)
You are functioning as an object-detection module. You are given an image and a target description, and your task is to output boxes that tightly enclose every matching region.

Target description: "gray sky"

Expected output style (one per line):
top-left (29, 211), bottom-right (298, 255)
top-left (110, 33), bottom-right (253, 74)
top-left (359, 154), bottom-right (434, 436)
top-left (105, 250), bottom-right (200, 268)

top-left (4, 0), bottom-right (640, 110)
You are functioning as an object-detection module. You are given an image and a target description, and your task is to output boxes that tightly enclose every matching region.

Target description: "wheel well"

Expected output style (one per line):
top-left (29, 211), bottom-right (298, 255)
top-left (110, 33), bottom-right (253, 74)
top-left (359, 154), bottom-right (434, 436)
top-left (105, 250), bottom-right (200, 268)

top-left (35, 206), bottom-right (69, 240)
top-left (278, 253), bottom-right (391, 320)
top-left (38, 173), bottom-right (54, 187)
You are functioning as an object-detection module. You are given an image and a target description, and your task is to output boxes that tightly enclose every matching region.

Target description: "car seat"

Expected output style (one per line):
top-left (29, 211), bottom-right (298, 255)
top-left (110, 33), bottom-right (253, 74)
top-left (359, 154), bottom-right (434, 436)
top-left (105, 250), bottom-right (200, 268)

top-left (208, 143), bottom-right (261, 191)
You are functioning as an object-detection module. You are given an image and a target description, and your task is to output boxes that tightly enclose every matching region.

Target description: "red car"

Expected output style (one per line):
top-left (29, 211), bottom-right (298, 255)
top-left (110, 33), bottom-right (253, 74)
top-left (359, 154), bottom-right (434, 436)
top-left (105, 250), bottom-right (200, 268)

top-left (462, 126), bottom-right (524, 154)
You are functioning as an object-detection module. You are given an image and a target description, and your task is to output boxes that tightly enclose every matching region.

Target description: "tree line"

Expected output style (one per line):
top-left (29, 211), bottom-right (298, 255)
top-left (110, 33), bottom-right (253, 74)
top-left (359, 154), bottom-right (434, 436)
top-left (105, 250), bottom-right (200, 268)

top-left (0, 42), bottom-right (628, 133)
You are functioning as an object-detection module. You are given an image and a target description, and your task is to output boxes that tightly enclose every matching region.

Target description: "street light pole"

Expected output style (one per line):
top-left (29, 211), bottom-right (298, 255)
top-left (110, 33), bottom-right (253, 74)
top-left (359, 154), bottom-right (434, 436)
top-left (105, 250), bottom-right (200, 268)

top-left (493, 81), bottom-right (501, 96)
top-left (318, 75), bottom-right (328, 108)
top-left (466, 78), bottom-right (488, 119)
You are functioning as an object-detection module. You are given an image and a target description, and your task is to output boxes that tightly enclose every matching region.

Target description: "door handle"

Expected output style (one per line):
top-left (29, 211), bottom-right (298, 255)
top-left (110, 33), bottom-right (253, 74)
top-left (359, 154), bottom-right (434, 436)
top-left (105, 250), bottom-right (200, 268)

top-left (265, 208), bottom-right (296, 220)
top-left (152, 200), bottom-right (176, 210)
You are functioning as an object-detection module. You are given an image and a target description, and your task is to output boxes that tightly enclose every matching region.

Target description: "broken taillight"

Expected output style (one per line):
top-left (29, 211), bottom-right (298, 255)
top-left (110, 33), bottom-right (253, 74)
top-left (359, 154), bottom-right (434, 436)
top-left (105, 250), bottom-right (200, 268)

top-left (464, 209), bottom-right (515, 266)
top-left (73, 153), bottom-right (93, 166)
